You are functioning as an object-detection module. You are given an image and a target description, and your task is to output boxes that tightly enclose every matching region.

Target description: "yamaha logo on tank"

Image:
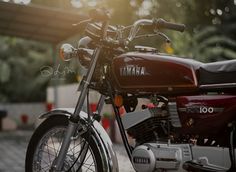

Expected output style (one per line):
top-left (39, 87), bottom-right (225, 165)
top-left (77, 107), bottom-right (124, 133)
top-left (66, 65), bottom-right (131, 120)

top-left (120, 65), bottom-right (148, 76)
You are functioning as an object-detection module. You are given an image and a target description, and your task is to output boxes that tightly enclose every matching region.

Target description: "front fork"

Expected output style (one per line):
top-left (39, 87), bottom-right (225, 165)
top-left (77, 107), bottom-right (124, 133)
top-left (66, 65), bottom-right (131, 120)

top-left (52, 48), bottom-right (102, 171)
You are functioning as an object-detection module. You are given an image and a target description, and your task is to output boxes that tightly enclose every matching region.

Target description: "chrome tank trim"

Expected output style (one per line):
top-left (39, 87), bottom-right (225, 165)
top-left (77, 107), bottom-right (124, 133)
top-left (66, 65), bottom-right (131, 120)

top-left (200, 83), bottom-right (236, 89)
top-left (39, 108), bottom-right (119, 172)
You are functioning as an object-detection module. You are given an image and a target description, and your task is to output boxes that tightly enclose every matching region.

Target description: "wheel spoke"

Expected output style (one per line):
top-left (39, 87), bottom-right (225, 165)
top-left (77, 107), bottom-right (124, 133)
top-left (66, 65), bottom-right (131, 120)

top-left (32, 125), bottom-right (98, 171)
top-left (49, 136), bottom-right (58, 155)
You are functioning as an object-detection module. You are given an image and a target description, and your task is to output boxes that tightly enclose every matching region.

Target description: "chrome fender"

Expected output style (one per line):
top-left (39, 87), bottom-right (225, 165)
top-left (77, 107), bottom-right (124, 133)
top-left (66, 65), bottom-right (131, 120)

top-left (39, 108), bottom-right (119, 172)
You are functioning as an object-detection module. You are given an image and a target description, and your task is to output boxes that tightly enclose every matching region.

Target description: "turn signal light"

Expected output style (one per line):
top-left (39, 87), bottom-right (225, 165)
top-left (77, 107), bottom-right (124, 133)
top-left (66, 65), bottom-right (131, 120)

top-left (59, 44), bottom-right (75, 61)
top-left (114, 95), bottom-right (123, 107)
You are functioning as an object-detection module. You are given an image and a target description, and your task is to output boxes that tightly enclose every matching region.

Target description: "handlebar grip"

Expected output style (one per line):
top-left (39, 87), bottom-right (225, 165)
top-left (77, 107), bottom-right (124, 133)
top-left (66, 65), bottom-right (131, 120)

top-left (89, 9), bottom-right (110, 22)
top-left (155, 18), bottom-right (185, 32)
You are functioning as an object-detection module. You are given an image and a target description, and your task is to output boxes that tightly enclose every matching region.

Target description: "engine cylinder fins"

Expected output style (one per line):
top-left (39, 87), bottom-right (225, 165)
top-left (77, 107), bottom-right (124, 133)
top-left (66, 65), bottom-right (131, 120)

top-left (122, 106), bottom-right (170, 143)
top-left (121, 107), bottom-right (169, 130)
top-left (127, 118), bottom-right (168, 143)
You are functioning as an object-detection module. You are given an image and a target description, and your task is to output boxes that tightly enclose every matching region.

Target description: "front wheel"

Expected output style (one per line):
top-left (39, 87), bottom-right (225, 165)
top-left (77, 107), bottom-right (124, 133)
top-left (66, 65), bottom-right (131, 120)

top-left (25, 115), bottom-right (104, 172)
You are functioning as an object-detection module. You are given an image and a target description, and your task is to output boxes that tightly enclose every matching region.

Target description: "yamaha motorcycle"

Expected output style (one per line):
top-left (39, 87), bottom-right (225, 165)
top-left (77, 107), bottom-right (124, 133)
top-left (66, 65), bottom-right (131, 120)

top-left (26, 9), bottom-right (236, 172)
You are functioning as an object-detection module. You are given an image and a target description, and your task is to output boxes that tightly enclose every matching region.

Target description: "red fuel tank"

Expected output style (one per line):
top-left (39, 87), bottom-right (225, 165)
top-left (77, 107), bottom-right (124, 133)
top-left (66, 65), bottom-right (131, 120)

top-left (111, 52), bottom-right (201, 95)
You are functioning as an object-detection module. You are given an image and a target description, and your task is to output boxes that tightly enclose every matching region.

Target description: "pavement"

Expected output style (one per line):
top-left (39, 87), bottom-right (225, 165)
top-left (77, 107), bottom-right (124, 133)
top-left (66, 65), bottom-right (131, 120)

top-left (0, 130), bottom-right (134, 172)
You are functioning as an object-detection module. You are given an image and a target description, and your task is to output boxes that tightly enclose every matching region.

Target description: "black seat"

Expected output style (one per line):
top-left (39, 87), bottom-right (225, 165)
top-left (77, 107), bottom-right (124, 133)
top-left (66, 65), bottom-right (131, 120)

top-left (198, 59), bottom-right (236, 85)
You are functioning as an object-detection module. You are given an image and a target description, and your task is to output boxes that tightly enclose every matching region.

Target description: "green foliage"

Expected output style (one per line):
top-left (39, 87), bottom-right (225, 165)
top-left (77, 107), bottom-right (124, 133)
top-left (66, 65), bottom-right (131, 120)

top-left (0, 61), bottom-right (10, 83)
top-left (191, 0), bottom-right (236, 62)
top-left (0, 36), bottom-right (52, 102)
top-left (192, 26), bottom-right (236, 62)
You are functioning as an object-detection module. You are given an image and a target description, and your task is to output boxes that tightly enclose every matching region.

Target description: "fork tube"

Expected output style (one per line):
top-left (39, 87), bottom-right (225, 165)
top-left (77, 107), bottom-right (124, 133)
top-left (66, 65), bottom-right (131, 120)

top-left (53, 47), bottom-right (101, 171)
top-left (73, 47), bottom-right (101, 116)
top-left (53, 121), bottom-right (78, 171)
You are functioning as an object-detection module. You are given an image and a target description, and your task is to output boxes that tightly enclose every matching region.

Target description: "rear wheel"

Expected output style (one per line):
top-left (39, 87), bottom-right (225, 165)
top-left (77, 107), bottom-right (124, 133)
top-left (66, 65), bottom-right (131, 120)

top-left (25, 115), bottom-right (104, 172)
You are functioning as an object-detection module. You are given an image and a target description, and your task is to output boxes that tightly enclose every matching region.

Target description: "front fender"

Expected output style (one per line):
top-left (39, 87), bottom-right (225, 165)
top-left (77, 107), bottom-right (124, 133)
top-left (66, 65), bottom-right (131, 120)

top-left (39, 108), bottom-right (119, 172)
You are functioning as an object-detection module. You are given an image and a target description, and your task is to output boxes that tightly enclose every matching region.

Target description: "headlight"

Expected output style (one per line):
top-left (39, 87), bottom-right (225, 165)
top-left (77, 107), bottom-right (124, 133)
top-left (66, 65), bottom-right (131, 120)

top-left (59, 40), bottom-right (94, 69)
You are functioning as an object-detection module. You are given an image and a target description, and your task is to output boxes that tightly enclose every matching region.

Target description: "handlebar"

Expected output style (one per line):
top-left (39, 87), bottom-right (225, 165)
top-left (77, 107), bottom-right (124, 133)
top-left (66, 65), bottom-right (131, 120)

top-left (128, 19), bottom-right (153, 41)
top-left (127, 18), bottom-right (185, 42)
top-left (154, 18), bottom-right (185, 32)
top-left (75, 9), bottom-right (186, 47)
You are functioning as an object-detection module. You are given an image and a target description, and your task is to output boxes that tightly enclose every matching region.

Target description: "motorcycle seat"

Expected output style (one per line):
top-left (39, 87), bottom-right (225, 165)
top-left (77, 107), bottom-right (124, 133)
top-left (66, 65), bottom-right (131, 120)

top-left (198, 59), bottom-right (236, 86)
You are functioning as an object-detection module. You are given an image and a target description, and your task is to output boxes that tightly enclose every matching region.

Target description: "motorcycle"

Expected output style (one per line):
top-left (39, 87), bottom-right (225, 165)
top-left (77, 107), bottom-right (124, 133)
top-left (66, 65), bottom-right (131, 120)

top-left (25, 9), bottom-right (236, 172)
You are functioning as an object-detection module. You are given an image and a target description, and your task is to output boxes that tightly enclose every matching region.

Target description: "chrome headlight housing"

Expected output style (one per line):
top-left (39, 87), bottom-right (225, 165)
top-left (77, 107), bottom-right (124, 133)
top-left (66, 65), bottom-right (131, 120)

top-left (77, 48), bottom-right (93, 68)
top-left (77, 36), bottom-right (95, 68)
top-left (59, 37), bottom-right (94, 68)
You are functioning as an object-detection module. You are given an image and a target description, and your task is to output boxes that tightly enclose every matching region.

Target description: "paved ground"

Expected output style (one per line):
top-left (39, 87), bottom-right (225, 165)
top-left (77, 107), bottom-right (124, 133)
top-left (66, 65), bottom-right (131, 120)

top-left (0, 130), bottom-right (134, 172)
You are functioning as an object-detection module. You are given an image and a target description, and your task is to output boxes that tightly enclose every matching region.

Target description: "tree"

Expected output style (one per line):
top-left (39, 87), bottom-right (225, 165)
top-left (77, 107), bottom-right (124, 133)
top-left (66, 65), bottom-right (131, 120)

top-left (191, 0), bottom-right (236, 62)
top-left (0, 36), bottom-right (52, 102)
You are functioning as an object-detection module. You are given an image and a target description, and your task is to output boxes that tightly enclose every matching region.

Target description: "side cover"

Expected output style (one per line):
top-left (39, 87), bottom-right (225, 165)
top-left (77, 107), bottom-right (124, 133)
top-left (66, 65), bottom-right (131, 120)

top-left (176, 95), bottom-right (236, 135)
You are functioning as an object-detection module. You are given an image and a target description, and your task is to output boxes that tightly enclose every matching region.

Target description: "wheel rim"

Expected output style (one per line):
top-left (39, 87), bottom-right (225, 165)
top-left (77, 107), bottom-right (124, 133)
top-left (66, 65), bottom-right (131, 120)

top-left (32, 126), bottom-right (97, 172)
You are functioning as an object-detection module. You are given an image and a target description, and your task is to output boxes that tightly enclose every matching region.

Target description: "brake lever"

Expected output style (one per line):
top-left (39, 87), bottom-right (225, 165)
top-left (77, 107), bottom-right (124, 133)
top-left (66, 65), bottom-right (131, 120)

top-left (132, 32), bottom-right (171, 44)
top-left (133, 33), bottom-right (159, 39)
top-left (157, 32), bottom-right (171, 43)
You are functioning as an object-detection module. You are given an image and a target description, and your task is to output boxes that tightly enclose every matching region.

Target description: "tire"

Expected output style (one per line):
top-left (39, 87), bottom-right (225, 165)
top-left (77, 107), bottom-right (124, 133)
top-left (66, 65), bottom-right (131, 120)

top-left (25, 115), bottom-right (104, 172)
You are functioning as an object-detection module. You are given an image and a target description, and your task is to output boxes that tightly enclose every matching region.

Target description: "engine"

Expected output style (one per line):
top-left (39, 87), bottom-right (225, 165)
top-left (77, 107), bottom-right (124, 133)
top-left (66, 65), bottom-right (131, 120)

top-left (121, 101), bottom-right (235, 171)
top-left (121, 102), bottom-right (181, 143)
top-left (121, 102), bottom-right (190, 172)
